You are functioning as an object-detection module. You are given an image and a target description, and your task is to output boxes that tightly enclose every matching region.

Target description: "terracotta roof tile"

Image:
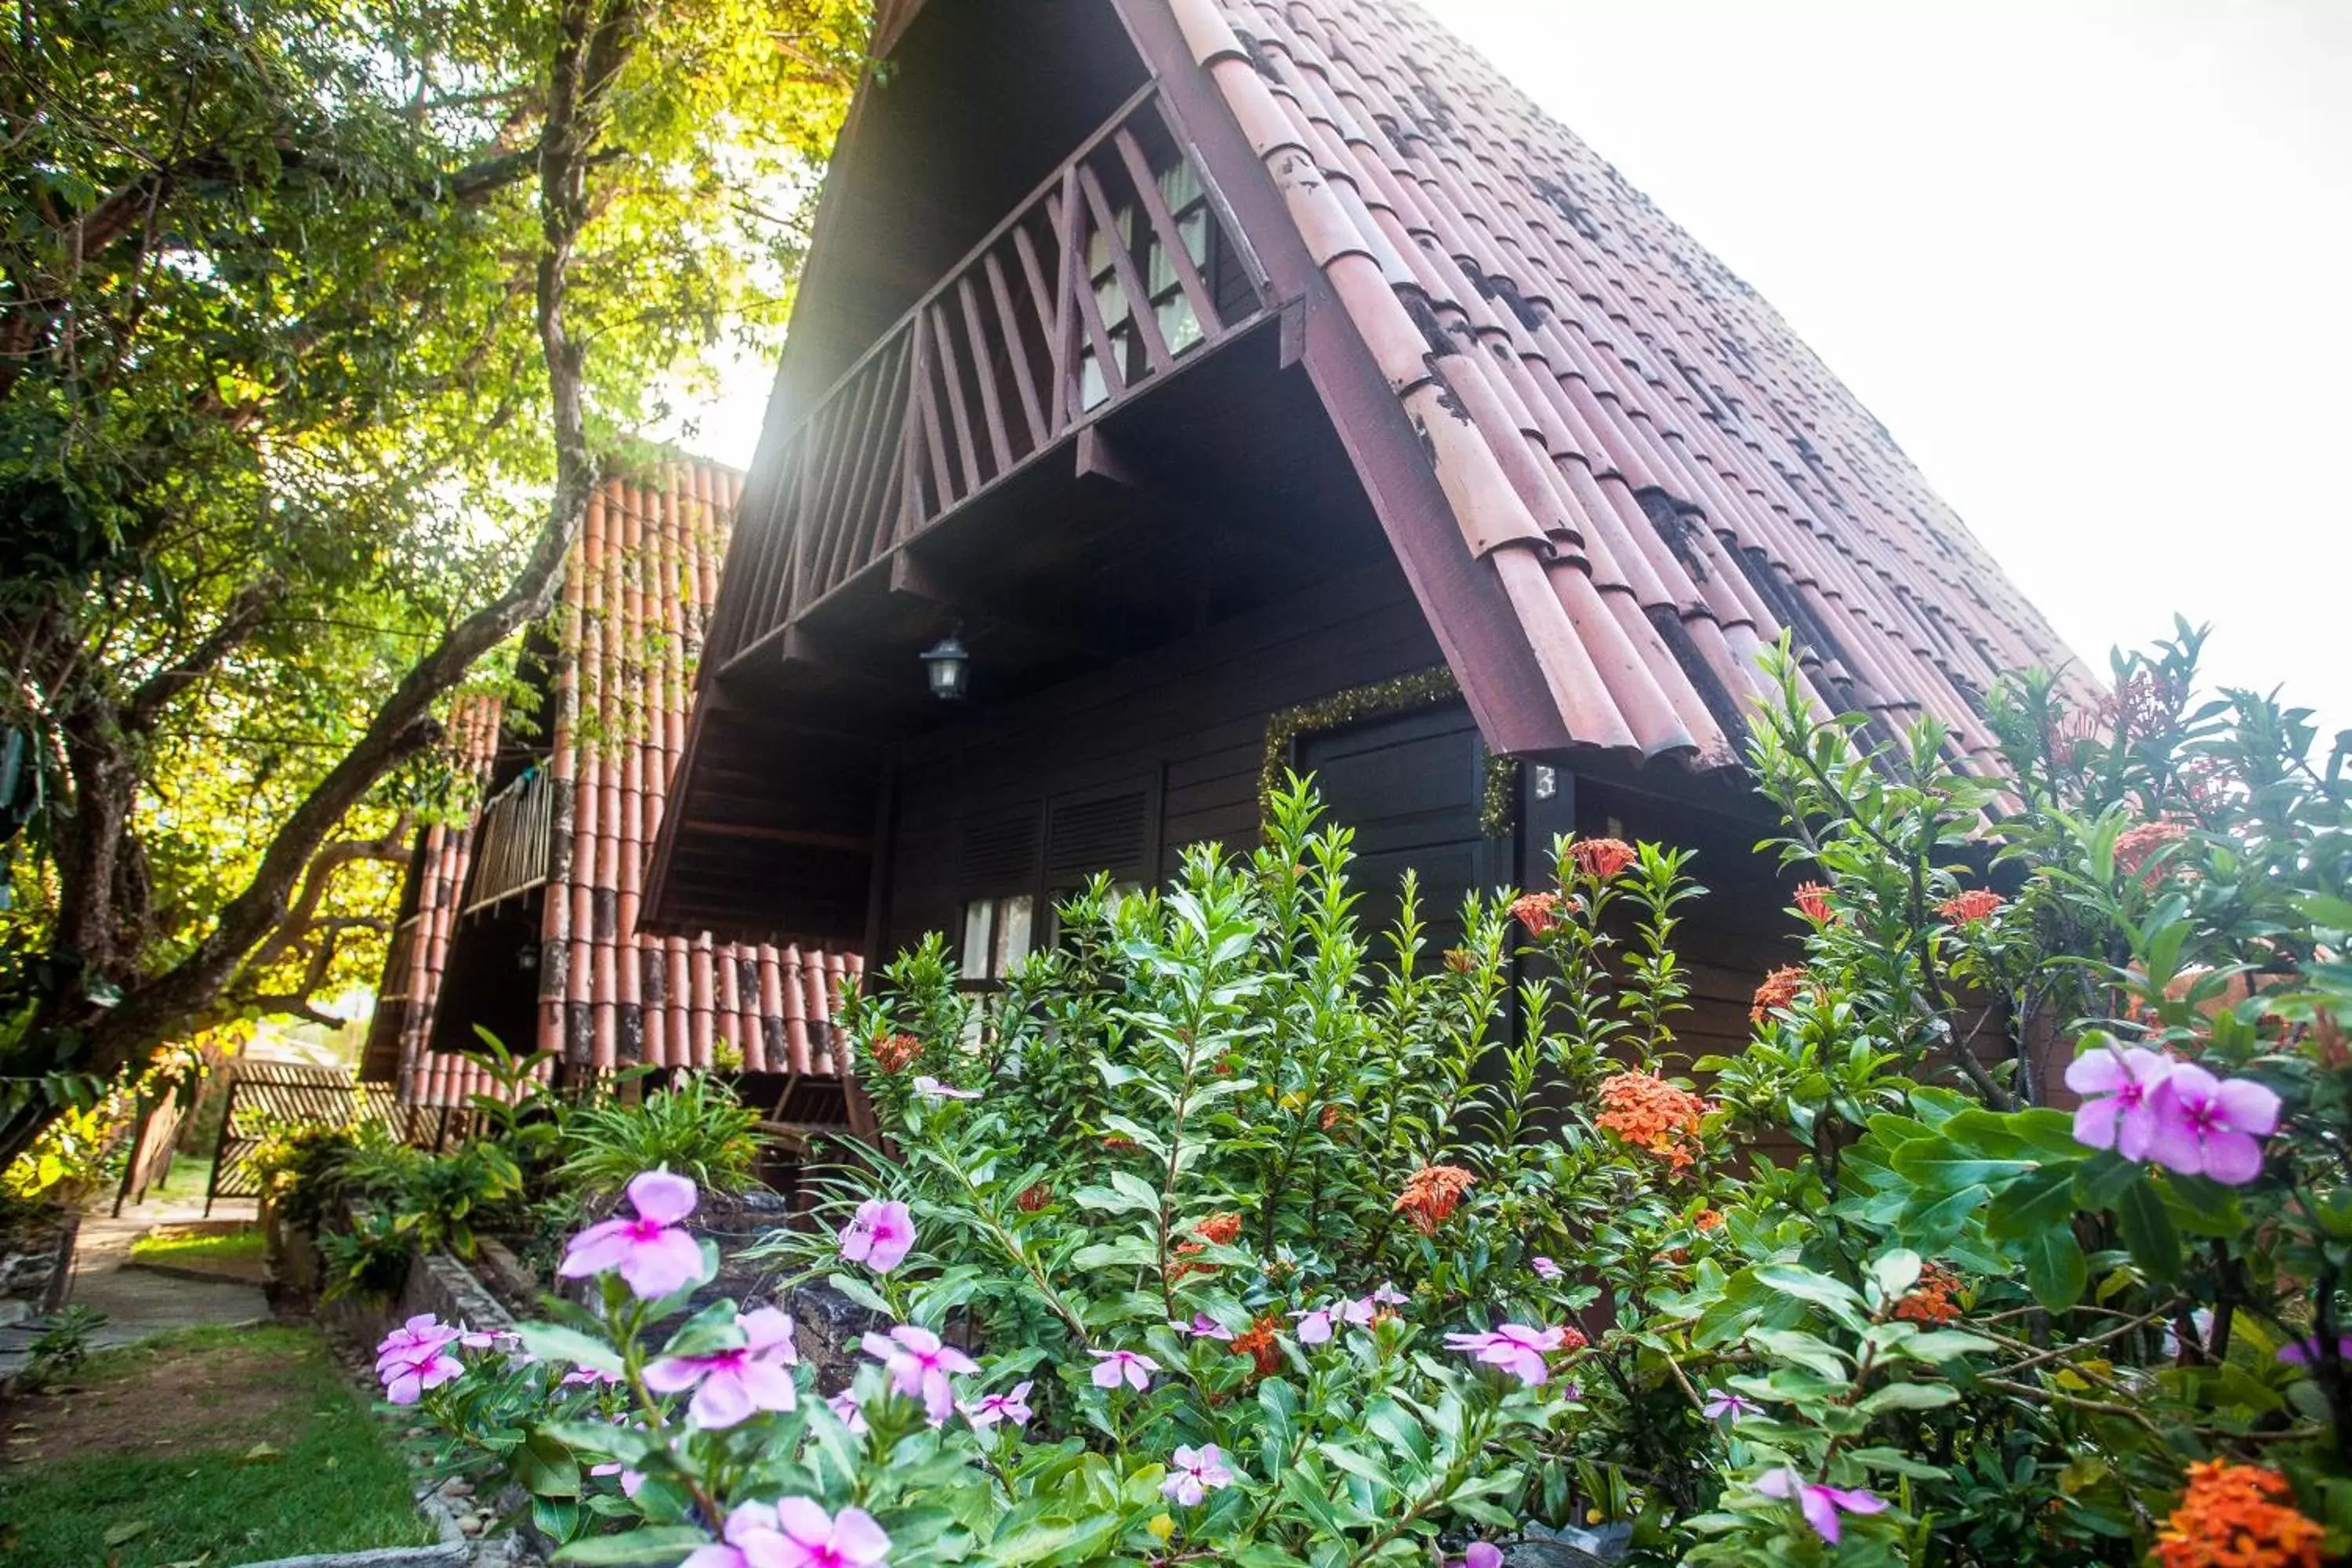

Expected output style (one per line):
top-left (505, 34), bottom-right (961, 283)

top-left (376, 461), bottom-right (859, 1106)
top-left (1175, 0), bottom-right (2089, 769)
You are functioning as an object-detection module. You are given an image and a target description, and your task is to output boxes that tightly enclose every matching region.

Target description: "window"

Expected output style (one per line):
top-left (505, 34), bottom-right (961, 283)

top-left (959, 895), bottom-right (1035, 983)
top-left (1076, 161), bottom-right (1215, 412)
top-left (952, 782), bottom-right (1157, 985)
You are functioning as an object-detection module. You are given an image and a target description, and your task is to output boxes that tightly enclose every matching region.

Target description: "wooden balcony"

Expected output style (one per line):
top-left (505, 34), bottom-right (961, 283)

top-left (460, 768), bottom-right (555, 916)
top-left (705, 85), bottom-right (1277, 677)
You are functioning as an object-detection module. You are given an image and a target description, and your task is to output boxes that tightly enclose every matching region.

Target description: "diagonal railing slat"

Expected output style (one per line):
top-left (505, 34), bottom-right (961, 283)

top-left (710, 89), bottom-right (1274, 675)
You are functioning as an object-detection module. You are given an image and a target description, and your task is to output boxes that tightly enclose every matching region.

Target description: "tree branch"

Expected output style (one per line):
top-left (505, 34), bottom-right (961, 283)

top-left (241, 815), bottom-right (413, 978)
top-left (124, 576), bottom-right (281, 733)
top-left (62, 0), bottom-right (648, 1085)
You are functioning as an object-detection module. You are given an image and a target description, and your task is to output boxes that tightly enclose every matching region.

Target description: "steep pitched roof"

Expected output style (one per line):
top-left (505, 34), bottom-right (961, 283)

top-left (1169, 0), bottom-right (2087, 769)
top-left (368, 461), bottom-right (859, 1107)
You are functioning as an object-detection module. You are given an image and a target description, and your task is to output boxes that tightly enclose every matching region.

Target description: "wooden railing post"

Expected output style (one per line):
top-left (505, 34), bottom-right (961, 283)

top-left (893, 325), bottom-right (931, 544)
top-left (1050, 163), bottom-right (1083, 431)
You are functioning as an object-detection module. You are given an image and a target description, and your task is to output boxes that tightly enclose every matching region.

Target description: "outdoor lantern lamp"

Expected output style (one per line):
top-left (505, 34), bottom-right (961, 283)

top-left (920, 633), bottom-right (970, 701)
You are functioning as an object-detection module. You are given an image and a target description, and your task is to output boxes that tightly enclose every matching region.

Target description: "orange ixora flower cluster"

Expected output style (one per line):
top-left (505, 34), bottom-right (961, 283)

top-left (1594, 1071), bottom-right (1709, 1171)
top-left (1192, 1212), bottom-right (1243, 1246)
top-left (2155, 1460), bottom-right (2325, 1568)
top-left (1894, 1262), bottom-right (1965, 1325)
top-left (1167, 1241), bottom-right (1210, 1283)
top-left (1692, 1208), bottom-right (1726, 1232)
top-left (1442, 947), bottom-right (1477, 975)
top-left (1570, 837), bottom-right (1639, 880)
top-left (2115, 818), bottom-right (2192, 882)
top-left (1015, 1183), bottom-right (1054, 1213)
top-left (1751, 964), bottom-right (1809, 1025)
top-left (1793, 881), bottom-right (1837, 924)
top-left (1934, 888), bottom-right (2004, 924)
top-left (1394, 1165), bottom-right (1478, 1236)
top-left (1510, 891), bottom-right (1565, 937)
top-left (871, 1033), bottom-right (920, 1073)
top-left (1231, 1314), bottom-right (1285, 1378)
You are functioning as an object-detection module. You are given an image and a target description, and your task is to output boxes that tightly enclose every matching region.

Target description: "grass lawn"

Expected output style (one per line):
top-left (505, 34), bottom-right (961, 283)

top-left (0, 1324), bottom-right (430, 1567)
top-left (128, 1223), bottom-right (267, 1281)
top-left (139, 1154), bottom-right (220, 1207)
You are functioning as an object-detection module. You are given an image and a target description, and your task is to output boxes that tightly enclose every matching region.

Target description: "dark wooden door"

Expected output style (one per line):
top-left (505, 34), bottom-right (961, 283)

top-left (1296, 702), bottom-right (1501, 962)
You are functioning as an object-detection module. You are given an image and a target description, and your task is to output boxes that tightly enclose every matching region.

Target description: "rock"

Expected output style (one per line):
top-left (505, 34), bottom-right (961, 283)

top-left (781, 1277), bottom-right (888, 1390)
top-left (1504, 1521), bottom-right (1632, 1566)
top-left (470, 1239), bottom-right (539, 1312)
top-left (230, 1546), bottom-right (470, 1568)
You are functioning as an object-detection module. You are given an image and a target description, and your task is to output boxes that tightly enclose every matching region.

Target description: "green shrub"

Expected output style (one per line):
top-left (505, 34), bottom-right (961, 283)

top-left (25, 1305), bottom-right (107, 1385)
top-left (370, 628), bottom-right (2352, 1565)
top-left (245, 1116), bottom-right (379, 1229)
top-left (339, 1138), bottom-right (523, 1259)
top-left (318, 1209), bottom-right (412, 1302)
top-left (557, 1071), bottom-right (760, 1200)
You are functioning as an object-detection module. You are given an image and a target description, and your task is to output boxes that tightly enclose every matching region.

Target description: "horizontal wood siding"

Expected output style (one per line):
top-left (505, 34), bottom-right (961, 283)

top-left (880, 561), bottom-right (1443, 955)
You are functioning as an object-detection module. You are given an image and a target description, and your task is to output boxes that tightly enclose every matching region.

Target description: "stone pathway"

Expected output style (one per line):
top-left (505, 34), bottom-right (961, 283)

top-left (0, 1191), bottom-right (267, 1379)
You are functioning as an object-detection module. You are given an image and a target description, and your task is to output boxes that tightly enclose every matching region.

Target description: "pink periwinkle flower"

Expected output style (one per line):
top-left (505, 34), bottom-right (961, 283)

top-left (559, 1170), bottom-right (707, 1299)
top-left (1090, 1348), bottom-right (1159, 1392)
top-left (1368, 1281), bottom-right (1410, 1307)
top-left (376, 1315), bottom-right (463, 1405)
top-left (1701, 1388), bottom-right (1755, 1423)
top-left (1449, 1547), bottom-right (1504, 1568)
top-left (2147, 1062), bottom-right (2281, 1185)
top-left (1160, 1443), bottom-right (1236, 1506)
top-left (2065, 1044), bottom-right (2173, 1159)
top-left (771, 1497), bottom-right (891, 1568)
top-left (861, 1324), bottom-right (978, 1425)
top-left (588, 1459), bottom-right (646, 1497)
top-left (1338, 1296), bottom-right (1377, 1329)
top-left (590, 1416), bottom-right (650, 1497)
top-left (959, 1380), bottom-right (1033, 1429)
top-left (1291, 1306), bottom-right (1336, 1345)
top-left (1179, 1312), bottom-right (1234, 1341)
top-left (1531, 1256), bottom-right (1564, 1281)
top-left (682, 1500), bottom-right (786, 1568)
top-left (2278, 1336), bottom-right (2352, 1366)
top-left (1444, 1323), bottom-right (1568, 1387)
top-left (561, 1364), bottom-right (624, 1388)
top-left (825, 1389), bottom-right (869, 1435)
top-left (376, 1314), bottom-right (455, 1372)
top-left (1755, 1468), bottom-right (1889, 1544)
top-left (837, 1198), bottom-right (916, 1274)
top-left (911, 1076), bottom-right (981, 1102)
top-left (645, 1308), bottom-right (800, 1428)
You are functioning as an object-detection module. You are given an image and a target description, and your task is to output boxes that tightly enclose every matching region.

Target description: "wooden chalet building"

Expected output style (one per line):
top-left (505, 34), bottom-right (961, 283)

top-left (642, 0), bottom-right (2085, 1063)
top-left (362, 459), bottom-right (858, 1109)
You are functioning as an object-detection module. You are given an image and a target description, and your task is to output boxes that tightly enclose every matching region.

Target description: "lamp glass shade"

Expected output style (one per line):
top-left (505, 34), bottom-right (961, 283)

top-left (920, 635), bottom-right (970, 700)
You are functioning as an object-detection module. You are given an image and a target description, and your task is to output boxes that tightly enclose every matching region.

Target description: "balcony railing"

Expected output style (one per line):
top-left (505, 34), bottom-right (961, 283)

top-left (710, 87), bottom-right (1274, 673)
top-left (460, 768), bottom-right (555, 916)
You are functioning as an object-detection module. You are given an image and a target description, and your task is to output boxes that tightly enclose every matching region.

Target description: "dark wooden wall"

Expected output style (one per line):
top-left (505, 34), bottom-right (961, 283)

top-left (1566, 775), bottom-right (1803, 1073)
top-left (873, 559), bottom-right (1446, 958)
top-left (865, 562), bottom-right (1807, 1027)
top-left (1300, 701), bottom-right (1506, 957)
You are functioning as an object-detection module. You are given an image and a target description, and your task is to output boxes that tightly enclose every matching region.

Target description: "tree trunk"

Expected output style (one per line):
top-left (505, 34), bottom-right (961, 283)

top-left (2, 0), bottom-right (646, 1163)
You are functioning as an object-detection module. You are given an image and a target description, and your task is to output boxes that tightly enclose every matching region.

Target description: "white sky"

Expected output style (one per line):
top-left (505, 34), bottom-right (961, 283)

top-left (676, 0), bottom-right (2352, 739)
